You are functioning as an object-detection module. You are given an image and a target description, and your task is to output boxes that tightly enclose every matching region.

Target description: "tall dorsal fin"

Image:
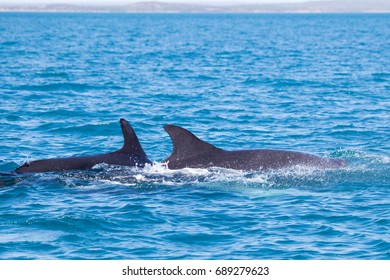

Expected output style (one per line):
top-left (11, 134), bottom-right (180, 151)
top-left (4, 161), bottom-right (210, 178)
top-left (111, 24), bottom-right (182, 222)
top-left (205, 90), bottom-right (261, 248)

top-left (118, 118), bottom-right (147, 157)
top-left (164, 125), bottom-right (221, 161)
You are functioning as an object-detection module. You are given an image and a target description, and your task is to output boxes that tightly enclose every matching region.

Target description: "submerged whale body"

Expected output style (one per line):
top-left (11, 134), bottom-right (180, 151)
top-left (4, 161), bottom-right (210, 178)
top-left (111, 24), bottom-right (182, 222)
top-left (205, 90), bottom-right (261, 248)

top-left (163, 125), bottom-right (347, 170)
top-left (16, 119), bottom-right (151, 173)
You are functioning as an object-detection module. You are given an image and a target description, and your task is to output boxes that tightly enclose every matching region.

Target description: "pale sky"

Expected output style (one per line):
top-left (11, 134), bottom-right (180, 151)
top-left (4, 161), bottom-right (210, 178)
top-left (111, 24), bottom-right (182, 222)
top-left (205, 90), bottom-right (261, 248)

top-left (0, 0), bottom-right (330, 5)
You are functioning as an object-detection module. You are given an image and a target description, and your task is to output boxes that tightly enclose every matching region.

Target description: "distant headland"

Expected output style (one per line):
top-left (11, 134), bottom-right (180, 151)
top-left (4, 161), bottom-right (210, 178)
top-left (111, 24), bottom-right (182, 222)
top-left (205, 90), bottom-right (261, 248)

top-left (0, 1), bottom-right (390, 13)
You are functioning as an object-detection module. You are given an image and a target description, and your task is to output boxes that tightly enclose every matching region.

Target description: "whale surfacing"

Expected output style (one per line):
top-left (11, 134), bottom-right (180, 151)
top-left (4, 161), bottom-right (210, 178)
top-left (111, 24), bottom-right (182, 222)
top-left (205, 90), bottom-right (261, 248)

top-left (16, 119), bottom-right (151, 173)
top-left (163, 125), bottom-right (347, 170)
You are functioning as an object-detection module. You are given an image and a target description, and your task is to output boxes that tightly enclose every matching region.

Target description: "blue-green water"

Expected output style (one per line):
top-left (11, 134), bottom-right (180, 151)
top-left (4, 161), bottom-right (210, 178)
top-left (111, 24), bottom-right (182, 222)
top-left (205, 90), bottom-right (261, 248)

top-left (0, 13), bottom-right (389, 259)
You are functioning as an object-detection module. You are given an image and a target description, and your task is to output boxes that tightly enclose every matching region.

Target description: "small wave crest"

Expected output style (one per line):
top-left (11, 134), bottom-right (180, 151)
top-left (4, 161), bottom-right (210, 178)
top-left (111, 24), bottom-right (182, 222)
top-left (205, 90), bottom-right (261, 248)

top-left (22, 162), bottom-right (344, 192)
top-left (14, 82), bottom-right (125, 92)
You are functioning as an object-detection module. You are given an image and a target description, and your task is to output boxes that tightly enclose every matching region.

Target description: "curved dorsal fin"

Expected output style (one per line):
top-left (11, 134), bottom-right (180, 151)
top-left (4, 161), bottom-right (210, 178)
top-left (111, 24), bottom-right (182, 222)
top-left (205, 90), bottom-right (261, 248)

top-left (118, 118), bottom-right (147, 157)
top-left (164, 125), bottom-right (221, 160)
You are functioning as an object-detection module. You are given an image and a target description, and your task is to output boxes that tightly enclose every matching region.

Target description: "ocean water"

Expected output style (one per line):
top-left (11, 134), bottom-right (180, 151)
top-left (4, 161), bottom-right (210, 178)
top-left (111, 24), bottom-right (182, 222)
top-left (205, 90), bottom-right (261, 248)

top-left (0, 13), bottom-right (389, 260)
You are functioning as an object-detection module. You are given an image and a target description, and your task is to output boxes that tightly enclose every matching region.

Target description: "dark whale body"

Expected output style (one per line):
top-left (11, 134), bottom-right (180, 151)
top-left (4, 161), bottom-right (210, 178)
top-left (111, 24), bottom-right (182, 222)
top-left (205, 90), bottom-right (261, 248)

top-left (163, 125), bottom-right (347, 170)
top-left (16, 119), bottom-right (151, 173)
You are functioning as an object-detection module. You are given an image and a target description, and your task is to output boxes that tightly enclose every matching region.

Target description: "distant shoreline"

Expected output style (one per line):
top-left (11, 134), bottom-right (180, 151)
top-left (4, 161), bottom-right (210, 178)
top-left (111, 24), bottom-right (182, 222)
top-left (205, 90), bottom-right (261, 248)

top-left (1, 10), bottom-right (390, 14)
top-left (1, 1), bottom-right (390, 14)
top-left (1, 11), bottom-right (389, 14)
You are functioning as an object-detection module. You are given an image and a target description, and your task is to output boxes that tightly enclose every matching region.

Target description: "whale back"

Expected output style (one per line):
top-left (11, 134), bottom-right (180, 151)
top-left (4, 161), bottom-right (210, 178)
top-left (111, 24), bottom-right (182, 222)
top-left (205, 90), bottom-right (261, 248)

top-left (163, 125), bottom-right (222, 168)
top-left (118, 118), bottom-right (148, 158)
top-left (163, 125), bottom-right (348, 170)
top-left (15, 119), bottom-right (150, 173)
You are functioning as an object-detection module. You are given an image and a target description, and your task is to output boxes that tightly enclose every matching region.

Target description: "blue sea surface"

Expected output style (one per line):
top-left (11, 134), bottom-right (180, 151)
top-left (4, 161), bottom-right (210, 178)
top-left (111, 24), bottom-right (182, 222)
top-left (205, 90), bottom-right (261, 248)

top-left (0, 13), bottom-right (389, 259)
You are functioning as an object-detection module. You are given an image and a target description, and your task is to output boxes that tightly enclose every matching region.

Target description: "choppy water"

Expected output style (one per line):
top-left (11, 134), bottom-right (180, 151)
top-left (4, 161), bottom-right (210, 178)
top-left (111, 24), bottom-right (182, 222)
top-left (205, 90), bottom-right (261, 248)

top-left (0, 13), bottom-right (389, 259)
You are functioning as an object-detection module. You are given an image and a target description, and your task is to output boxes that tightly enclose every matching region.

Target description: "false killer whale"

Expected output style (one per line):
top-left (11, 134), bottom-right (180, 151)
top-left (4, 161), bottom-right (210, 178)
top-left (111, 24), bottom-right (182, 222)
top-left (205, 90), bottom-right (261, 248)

top-left (15, 119), bottom-right (151, 173)
top-left (163, 125), bottom-right (347, 170)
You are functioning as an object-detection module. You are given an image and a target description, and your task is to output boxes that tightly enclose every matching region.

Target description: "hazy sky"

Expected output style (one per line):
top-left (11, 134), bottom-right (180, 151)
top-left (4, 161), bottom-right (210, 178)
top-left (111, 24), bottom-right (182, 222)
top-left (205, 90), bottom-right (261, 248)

top-left (0, 0), bottom-right (329, 5)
